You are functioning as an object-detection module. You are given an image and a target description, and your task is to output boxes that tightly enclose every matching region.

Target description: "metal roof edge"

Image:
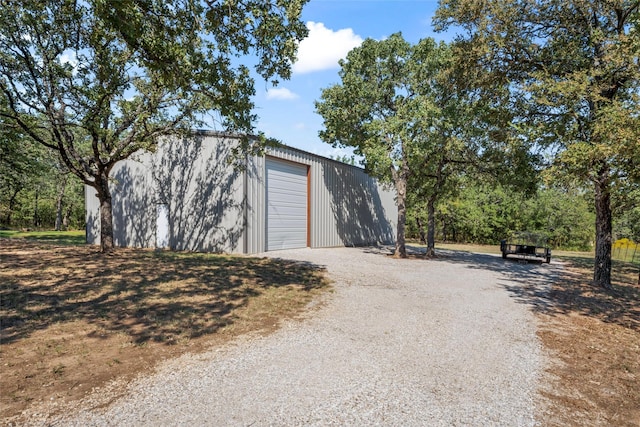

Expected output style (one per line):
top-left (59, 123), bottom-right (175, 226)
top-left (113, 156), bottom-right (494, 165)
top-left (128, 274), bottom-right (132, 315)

top-left (192, 129), bottom-right (367, 172)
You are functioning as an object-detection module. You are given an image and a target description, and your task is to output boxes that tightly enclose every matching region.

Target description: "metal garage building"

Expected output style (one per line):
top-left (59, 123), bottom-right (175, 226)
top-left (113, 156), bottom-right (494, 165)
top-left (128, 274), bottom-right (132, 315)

top-left (85, 131), bottom-right (397, 254)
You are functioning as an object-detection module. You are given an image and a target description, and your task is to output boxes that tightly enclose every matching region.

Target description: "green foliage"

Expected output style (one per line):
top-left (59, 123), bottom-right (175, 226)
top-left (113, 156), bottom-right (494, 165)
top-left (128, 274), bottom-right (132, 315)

top-left (316, 34), bottom-right (465, 256)
top-left (0, 124), bottom-right (42, 223)
top-left (0, 0), bottom-right (308, 172)
top-left (0, 119), bottom-right (84, 229)
top-left (405, 41), bottom-right (542, 253)
top-left (433, 182), bottom-right (526, 244)
top-left (435, 0), bottom-right (640, 185)
top-left (413, 182), bottom-right (596, 251)
top-left (435, 0), bottom-right (640, 288)
top-left (317, 34), bottom-right (418, 181)
top-left (613, 184), bottom-right (640, 242)
top-left (529, 187), bottom-right (595, 250)
top-left (0, 0), bottom-right (308, 250)
top-left (317, 33), bottom-right (543, 256)
top-left (330, 154), bottom-right (357, 166)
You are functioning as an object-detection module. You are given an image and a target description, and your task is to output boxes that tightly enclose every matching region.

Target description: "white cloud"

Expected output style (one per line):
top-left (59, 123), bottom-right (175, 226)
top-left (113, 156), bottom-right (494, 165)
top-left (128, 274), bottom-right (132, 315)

top-left (59, 50), bottom-right (78, 67)
top-left (59, 50), bottom-right (79, 75)
top-left (293, 21), bottom-right (363, 74)
top-left (294, 122), bottom-right (306, 130)
top-left (266, 87), bottom-right (299, 100)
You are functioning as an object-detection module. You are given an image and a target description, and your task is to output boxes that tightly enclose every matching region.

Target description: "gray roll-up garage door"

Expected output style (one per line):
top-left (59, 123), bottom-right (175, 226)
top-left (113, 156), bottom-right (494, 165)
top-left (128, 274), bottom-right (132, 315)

top-left (266, 157), bottom-right (308, 250)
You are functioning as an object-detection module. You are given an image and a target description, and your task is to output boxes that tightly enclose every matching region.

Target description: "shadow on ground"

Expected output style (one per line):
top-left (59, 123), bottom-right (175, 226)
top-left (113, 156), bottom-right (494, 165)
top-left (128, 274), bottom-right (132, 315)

top-left (0, 239), bottom-right (328, 345)
top-left (376, 244), bottom-right (640, 331)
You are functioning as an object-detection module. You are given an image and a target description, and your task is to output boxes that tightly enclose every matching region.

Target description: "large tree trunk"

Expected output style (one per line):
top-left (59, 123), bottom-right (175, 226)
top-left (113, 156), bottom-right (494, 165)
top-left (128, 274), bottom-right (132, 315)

top-left (593, 165), bottom-right (612, 289)
top-left (394, 176), bottom-right (407, 258)
top-left (95, 174), bottom-right (115, 252)
top-left (425, 195), bottom-right (436, 257)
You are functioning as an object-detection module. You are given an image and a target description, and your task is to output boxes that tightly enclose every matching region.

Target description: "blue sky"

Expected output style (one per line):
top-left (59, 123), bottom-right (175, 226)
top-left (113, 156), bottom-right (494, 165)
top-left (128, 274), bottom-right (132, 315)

top-left (250, 0), bottom-right (454, 160)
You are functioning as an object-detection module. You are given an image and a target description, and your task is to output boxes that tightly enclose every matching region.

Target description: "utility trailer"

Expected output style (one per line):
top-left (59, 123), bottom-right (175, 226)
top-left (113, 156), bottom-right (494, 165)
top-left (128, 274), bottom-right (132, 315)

top-left (500, 232), bottom-right (551, 263)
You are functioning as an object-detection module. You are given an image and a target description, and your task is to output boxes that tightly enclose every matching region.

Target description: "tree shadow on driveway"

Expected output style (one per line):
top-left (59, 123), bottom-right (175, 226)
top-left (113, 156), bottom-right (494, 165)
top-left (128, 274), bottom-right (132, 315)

top-left (398, 245), bottom-right (640, 332)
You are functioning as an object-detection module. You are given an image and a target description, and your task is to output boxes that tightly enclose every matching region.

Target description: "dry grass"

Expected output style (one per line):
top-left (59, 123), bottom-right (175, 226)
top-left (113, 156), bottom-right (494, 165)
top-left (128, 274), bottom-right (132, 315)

top-left (0, 238), bottom-right (330, 422)
top-left (535, 258), bottom-right (640, 426)
top-left (433, 241), bottom-right (503, 255)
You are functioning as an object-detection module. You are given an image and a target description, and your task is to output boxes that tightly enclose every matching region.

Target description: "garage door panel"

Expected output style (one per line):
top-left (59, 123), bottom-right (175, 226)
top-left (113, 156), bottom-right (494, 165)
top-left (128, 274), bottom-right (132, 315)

top-left (268, 205), bottom-right (306, 213)
top-left (268, 221), bottom-right (306, 230)
top-left (266, 158), bottom-right (308, 251)
top-left (267, 193), bottom-right (305, 201)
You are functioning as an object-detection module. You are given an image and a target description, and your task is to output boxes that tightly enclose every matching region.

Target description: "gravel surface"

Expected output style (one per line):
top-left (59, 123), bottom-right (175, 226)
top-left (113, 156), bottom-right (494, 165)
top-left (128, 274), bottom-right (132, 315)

top-left (45, 246), bottom-right (562, 426)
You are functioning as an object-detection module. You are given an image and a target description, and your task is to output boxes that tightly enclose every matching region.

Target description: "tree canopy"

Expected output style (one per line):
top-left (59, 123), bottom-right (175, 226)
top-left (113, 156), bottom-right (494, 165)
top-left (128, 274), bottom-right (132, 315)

top-left (317, 33), bottom-right (540, 257)
top-left (316, 34), bottom-right (455, 257)
top-left (422, 181), bottom-right (596, 250)
top-left (435, 0), bottom-right (640, 288)
top-left (0, 0), bottom-right (308, 251)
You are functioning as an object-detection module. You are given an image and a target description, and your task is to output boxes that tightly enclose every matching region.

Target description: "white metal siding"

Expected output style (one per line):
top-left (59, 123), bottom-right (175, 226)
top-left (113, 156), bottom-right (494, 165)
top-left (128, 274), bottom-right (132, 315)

top-left (156, 204), bottom-right (169, 248)
top-left (86, 133), bottom-right (397, 254)
top-left (244, 145), bottom-right (397, 253)
top-left (85, 134), bottom-right (247, 252)
top-left (266, 157), bottom-right (308, 250)
top-left (244, 154), bottom-right (265, 254)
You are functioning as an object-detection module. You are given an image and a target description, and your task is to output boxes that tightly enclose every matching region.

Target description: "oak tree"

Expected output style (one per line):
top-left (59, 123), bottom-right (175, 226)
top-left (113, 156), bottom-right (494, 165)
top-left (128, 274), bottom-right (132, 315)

top-left (436, 0), bottom-right (640, 289)
top-left (405, 40), bottom-right (538, 256)
top-left (0, 0), bottom-right (308, 251)
top-left (316, 34), bottom-right (452, 258)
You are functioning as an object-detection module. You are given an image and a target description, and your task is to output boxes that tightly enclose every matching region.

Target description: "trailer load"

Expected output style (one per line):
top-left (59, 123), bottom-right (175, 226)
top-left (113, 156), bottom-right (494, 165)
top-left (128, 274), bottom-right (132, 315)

top-left (500, 232), bottom-right (551, 263)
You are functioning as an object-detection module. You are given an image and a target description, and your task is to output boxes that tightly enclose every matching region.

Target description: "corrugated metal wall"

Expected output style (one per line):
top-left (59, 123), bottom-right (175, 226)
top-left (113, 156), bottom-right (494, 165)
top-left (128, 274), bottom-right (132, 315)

top-left (86, 133), bottom-right (397, 254)
top-left (85, 185), bottom-right (100, 245)
top-left (245, 145), bottom-right (397, 253)
top-left (86, 133), bottom-right (246, 253)
top-left (244, 153), bottom-right (266, 253)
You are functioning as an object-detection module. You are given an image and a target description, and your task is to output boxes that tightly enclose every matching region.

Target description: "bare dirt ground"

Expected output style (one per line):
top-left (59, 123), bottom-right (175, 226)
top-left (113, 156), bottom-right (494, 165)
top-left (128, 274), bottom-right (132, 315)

top-left (532, 258), bottom-right (640, 426)
top-left (1, 239), bottom-right (639, 425)
top-left (0, 238), bottom-right (329, 423)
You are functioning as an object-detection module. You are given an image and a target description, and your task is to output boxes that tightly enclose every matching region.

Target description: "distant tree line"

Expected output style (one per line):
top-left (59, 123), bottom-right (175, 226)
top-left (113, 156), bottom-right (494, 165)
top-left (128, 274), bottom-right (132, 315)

top-left (407, 173), bottom-right (640, 253)
top-left (0, 133), bottom-right (84, 230)
top-left (407, 182), bottom-right (597, 251)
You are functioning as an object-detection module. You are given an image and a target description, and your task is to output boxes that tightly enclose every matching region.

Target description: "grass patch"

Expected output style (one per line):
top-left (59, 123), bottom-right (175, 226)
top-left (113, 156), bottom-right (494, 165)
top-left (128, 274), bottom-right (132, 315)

top-left (434, 241), bottom-right (503, 255)
top-left (0, 229), bottom-right (85, 245)
top-left (0, 238), bottom-right (330, 423)
top-left (435, 241), bottom-right (639, 270)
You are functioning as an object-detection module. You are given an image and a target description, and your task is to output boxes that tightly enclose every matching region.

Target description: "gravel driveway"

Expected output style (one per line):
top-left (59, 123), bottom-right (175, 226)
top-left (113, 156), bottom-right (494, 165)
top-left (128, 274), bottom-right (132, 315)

top-left (52, 246), bottom-right (562, 426)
